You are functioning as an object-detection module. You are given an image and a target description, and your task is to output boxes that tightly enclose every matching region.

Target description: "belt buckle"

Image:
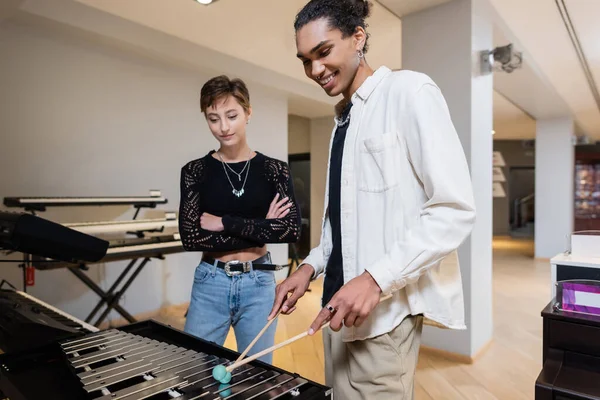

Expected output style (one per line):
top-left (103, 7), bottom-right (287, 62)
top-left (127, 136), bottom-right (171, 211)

top-left (224, 260), bottom-right (247, 277)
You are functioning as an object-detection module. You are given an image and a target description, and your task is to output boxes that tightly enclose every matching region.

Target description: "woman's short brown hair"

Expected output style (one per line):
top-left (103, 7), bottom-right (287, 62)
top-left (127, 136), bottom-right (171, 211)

top-left (200, 75), bottom-right (251, 114)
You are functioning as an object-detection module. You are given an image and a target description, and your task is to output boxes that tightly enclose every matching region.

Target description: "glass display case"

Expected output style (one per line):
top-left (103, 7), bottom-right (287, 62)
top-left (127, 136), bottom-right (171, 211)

top-left (575, 162), bottom-right (600, 218)
top-left (574, 148), bottom-right (600, 231)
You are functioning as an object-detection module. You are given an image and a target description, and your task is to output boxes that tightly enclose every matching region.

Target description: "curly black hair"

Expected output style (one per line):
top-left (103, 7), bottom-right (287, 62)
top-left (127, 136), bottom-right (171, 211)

top-left (294, 0), bottom-right (373, 53)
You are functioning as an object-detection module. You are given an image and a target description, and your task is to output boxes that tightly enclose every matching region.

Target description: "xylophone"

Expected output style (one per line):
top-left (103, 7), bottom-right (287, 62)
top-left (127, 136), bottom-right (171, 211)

top-left (0, 319), bottom-right (332, 400)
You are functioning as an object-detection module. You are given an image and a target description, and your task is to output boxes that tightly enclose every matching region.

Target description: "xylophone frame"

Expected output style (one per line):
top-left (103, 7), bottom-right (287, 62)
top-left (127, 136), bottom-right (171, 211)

top-left (0, 319), bottom-right (332, 400)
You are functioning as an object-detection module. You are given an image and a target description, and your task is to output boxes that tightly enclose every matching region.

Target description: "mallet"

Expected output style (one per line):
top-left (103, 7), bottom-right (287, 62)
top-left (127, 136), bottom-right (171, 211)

top-left (212, 309), bottom-right (282, 384)
top-left (212, 294), bottom-right (393, 384)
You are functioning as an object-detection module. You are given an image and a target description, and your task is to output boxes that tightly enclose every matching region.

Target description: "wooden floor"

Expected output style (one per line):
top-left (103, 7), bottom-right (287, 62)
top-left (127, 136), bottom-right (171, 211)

top-left (154, 237), bottom-right (548, 399)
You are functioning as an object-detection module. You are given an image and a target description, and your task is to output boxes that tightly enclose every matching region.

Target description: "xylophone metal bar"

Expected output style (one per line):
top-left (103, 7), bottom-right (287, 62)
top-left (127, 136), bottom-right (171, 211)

top-left (76, 343), bottom-right (182, 380)
top-left (59, 333), bottom-right (323, 400)
top-left (60, 328), bottom-right (124, 349)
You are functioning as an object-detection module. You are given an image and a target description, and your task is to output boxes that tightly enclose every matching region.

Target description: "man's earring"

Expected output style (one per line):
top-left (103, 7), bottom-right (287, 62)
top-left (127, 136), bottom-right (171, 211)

top-left (357, 49), bottom-right (364, 59)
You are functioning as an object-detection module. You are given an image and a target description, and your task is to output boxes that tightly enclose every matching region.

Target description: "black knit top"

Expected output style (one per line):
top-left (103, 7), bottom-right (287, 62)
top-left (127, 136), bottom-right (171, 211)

top-left (178, 151), bottom-right (301, 252)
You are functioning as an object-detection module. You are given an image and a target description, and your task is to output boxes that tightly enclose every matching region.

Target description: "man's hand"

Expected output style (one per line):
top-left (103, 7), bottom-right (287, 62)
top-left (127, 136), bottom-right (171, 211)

top-left (268, 264), bottom-right (313, 320)
top-left (200, 213), bottom-right (224, 232)
top-left (308, 271), bottom-right (382, 335)
top-left (266, 194), bottom-right (292, 219)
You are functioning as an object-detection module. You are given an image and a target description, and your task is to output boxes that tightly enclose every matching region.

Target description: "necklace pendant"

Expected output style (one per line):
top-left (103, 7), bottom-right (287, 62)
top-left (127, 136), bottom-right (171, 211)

top-left (232, 188), bottom-right (244, 197)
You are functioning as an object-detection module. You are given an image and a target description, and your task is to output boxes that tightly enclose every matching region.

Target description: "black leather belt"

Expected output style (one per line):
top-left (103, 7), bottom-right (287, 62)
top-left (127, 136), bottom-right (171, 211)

top-left (202, 253), bottom-right (282, 277)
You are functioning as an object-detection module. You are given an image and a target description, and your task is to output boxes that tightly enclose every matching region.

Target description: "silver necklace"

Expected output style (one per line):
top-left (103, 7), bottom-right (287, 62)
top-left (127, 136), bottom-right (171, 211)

top-left (335, 111), bottom-right (351, 127)
top-left (222, 156), bottom-right (249, 181)
top-left (217, 151), bottom-right (252, 197)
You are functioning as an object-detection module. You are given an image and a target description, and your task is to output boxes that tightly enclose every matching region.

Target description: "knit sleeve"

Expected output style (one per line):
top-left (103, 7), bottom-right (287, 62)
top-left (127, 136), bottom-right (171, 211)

top-left (221, 159), bottom-right (301, 243)
top-left (178, 160), bottom-right (262, 252)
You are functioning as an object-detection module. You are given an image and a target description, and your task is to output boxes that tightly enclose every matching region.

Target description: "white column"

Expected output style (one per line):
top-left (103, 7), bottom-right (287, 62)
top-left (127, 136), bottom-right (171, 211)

top-left (402, 0), bottom-right (493, 358)
top-left (535, 118), bottom-right (574, 259)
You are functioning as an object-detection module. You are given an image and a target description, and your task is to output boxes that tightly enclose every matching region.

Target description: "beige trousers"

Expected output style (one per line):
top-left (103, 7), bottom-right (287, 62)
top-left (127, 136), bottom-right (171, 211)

top-left (323, 315), bottom-right (423, 400)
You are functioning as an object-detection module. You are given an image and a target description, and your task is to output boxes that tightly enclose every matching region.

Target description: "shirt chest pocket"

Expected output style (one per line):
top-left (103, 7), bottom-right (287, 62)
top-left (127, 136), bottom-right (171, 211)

top-left (357, 132), bottom-right (402, 193)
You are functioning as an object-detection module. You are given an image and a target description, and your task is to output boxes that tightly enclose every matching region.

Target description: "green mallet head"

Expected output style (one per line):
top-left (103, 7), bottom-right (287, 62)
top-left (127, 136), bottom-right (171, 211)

top-left (218, 384), bottom-right (232, 397)
top-left (212, 365), bottom-right (232, 384)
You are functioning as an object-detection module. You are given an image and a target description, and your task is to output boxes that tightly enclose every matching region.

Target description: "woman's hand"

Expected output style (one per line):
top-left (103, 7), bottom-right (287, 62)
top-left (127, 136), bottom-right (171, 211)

top-left (266, 193), bottom-right (292, 219)
top-left (200, 213), bottom-right (224, 232)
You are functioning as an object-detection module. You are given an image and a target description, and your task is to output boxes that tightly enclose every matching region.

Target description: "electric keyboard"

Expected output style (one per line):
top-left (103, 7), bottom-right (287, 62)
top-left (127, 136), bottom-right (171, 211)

top-left (0, 289), bottom-right (98, 353)
top-left (3, 190), bottom-right (167, 212)
top-left (64, 213), bottom-right (178, 235)
top-left (29, 233), bottom-right (184, 327)
top-left (32, 233), bottom-right (183, 270)
top-left (0, 211), bottom-right (108, 263)
top-left (0, 320), bottom-right (332, 400)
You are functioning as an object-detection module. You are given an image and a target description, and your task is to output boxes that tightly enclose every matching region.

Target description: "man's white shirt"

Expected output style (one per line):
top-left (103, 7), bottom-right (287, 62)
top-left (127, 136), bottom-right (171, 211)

top-left (301, 66), bottom-right (476, 342)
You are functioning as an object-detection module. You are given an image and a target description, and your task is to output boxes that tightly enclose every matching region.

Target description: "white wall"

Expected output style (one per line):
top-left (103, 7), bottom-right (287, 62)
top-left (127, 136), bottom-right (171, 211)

top-left (288, 115), bottom-right (310, 155)
top-left (0, 19), bottom-right (289, 323)
top-left (535, 118), bottom-right (574, 258)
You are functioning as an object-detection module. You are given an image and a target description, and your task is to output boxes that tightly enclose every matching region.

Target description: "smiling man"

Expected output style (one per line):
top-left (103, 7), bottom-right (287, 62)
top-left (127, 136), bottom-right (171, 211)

top-left (268, 0), bottom-right (477, 398)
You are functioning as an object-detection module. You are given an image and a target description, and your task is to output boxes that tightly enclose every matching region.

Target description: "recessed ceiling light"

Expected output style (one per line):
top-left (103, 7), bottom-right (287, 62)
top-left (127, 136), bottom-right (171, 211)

top-left (195, 0), bottom-right (214, 4)
top-left (492, 130), bottom-right (496, 135)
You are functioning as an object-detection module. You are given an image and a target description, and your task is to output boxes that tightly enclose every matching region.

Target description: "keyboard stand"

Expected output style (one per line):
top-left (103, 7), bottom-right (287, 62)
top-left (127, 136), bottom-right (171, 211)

top-left (2, 191), bottom-right (168, 293)
top-left (67, 256), bottom-right (156, 327)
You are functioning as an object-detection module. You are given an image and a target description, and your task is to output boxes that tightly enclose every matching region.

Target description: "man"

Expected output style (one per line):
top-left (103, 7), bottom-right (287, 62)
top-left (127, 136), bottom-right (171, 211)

top-left (268, 0), bottom-right (476, 397)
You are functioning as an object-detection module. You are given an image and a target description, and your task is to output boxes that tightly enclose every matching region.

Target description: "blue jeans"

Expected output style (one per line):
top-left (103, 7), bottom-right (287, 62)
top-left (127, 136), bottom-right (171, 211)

top-left (183, 257), bottom-right (277, 364)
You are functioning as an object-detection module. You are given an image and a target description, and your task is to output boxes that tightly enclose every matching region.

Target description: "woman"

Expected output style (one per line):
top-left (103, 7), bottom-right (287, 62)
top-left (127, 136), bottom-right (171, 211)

top-left (179, 75), bottom-right (301, 364)
top-left (271, 0), bottom-right (475, 398)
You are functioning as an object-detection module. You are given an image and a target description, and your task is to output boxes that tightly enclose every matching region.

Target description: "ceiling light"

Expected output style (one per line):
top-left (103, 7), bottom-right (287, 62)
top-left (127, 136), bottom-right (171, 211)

top-left (195, 0), bottom-right (214, 4)
top-left (492, 130), bottom-right (496, 135)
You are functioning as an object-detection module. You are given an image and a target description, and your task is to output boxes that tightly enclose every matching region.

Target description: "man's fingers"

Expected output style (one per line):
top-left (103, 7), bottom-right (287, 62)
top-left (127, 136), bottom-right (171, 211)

top-left (282, 306), bottom-right (296, 315)
top-left (268, 286), bottom-right (289, 320)
top-left (329, 313), bottom-right (345, 332)
top-left (328, 303), bottom-right (348, 332)
top-left (282, 286), bottom-right (305, 311)
top-left (308, 307), bottom-right (333, 335)
top-left (344, 312), bottom-right (357, 328)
